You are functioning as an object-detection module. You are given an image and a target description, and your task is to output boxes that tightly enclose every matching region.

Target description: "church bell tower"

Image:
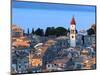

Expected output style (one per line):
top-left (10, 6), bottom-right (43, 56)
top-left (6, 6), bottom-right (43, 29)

top-left (70, 16), bottom-right (76, 47)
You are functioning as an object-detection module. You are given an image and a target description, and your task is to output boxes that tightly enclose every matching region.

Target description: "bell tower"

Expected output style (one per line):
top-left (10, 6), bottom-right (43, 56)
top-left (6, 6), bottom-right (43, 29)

top-left (70, 16), bottom-right (76, 47)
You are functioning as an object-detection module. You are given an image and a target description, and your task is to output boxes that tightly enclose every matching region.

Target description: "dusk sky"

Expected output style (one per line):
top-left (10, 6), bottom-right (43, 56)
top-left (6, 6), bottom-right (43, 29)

top-left (12, 1), bottom-right (96, 32)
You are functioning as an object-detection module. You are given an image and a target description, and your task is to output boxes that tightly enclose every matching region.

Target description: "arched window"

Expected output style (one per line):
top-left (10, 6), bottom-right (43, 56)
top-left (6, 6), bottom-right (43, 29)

top-left (72, 36), bottom-right (74, 38)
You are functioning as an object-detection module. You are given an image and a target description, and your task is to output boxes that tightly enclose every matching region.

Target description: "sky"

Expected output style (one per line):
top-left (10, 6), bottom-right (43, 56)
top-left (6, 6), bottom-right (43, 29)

top-left (12, 1), bottom-right (96, 32)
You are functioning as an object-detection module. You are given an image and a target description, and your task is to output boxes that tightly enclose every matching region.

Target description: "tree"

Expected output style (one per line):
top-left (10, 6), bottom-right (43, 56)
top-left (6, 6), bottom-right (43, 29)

top-left (45, 27), bottom-right (51, 36)
top-left (45, 27), bottom-right (67, 37)
top-left (87, 24), bottom-right (96, 35)
top-left (45, 27), bottom-right (56, 36)
top-left (87, 28), bottom-right (95, 35)
top-left (76, 29), bottom-right (78, 34)
top-left (49, 27), bottom-right (56, 35)
top-left (31, 28), bottom-right (34, 35)
top-left (67, 28), bottom-right (70, 33)
top-left (55, 27), bottom-right (67, 36)
top-left (82, 35), bottom-right (84, 45)
top-left (34, 28), bottom-right (44, 36)
top-left (91, 24), bottom-right (96, 34)
top-left (27, 28), bottom-right (30, 35)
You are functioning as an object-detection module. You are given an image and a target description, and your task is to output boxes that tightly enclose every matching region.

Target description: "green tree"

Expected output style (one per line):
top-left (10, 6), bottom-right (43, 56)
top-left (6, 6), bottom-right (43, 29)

top-left (45, 27), bottom-right (50, 36)
top-left (67, 28), bottom-right (70, 33)
top-left (55, 27), bottom-right (67, 36)
top-left (45, 27), bottom-right (56, 36)
top-left (87, 28), bottom-right (95, 35)
top-left (35, 28), bottom-right (44, 36)
top-left (76, 29), bottom-right (78, 34)
top-left (31, 28), bottom-right (34, 35)
top-left (27, 28), bottom-right (30, 35)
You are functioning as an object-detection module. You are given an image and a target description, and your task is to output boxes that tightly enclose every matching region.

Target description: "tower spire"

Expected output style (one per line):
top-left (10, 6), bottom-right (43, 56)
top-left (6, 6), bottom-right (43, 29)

top-left (71, 16), bottom-right (76, 25)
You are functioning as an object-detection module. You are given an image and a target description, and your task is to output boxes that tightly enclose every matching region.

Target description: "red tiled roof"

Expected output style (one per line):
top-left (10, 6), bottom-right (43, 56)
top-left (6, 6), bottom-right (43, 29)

top-left (12, 41), bottom-right (30, 47)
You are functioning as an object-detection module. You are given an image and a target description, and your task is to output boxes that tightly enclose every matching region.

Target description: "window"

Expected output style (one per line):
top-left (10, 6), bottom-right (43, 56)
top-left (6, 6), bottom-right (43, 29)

top-left (19, 65), bottom-right (21, 68)
top-left (72, 36), bottom-right (74, 38)
top-left (47, 64), bottom-right (50, 67)
top-left (71, 30), bottom-right (75, 34)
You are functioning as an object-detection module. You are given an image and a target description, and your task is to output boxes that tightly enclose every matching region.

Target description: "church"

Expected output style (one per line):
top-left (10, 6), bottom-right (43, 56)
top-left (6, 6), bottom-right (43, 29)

top-left (69, 16), bottom-right (96, 48)
top-left (70, 16), bottom-right (76, 47)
